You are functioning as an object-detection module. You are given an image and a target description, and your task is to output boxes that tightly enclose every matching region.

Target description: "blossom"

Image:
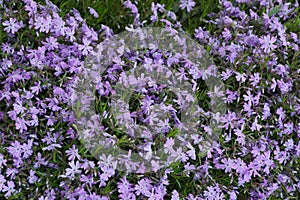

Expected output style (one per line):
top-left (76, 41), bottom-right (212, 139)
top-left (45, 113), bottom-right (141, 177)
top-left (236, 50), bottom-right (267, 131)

top-left (42, 36), bottom-right (59, 51)
top-left (2, 181), bottom-right (16, 197)
top-left (260, 35), bottom-right (277, 53)
top-left (179, 0), bottom-right (196, 12)
top-left (88, 7), bottom-right (99, 18)
top-left (135, 178), bottom-right (152, 196)
top-left (117, 177), bottom-right (133, 194)
top-left (27, 170), bottom-right (38, 184)
top-left (65, 161), bottom-right (82, 179)
top-left (0, 175), bottom-right (6, 192)
top-left (0, 0), bottom-right (300, 199)
top-left (78, 38), bottom-right (93, 55)
top-left (66, 145), bottom-right (81, 161)
top-left (52, 16), bottom-right (67, 36)
top-left (3, 18), bottom-right (21, 34)
top-left (100, 166), bottom-right (115, 181)
top-left (203, 185), bottom-right (225, 200)
top-left (171, 190), bottom-right (180, 200)
top-left (250, 117), bottom-right (262, 131)
top-left (1, 42), bottom-right (14, 54)
top-left (34, 15), bottom-right (52, 33)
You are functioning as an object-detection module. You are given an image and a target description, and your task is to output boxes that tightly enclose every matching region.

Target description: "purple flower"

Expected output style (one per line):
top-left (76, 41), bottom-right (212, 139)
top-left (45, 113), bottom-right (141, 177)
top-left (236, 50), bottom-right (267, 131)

top-left (283, 122), bottom-right (294, 135)
top-left (2, 181), bottom-right (16, 197)
top-left (100, 166), bottom-right (115, 181)
top-left (33, 153), bottom-right (48, 168)
top-left (22, 139), bottom-right (33, 159)
top-left (66, 145), bottom-right (81, 161)
top-left (0, 175), bottom-right (6, 192)
top-left (7, 141), bottom-right (22, 158)
top-left (222, 111), bottom-right (238, 130)
top-left (3, 18), bottom-right (21, 34)
top-left (27, 170), bottom-right (38, 184)
top-left (250, 117), bottom-right (262, 131)
top-left (124, 0), bottom-right (138, 14)
top-left (171, 190), bottom-right (180, 200)
top-left (65, 160), bottom-right (82, 179)
top-left (88, 7), bottom-right (99, 18)
top-left (135, 178), bottom-right (152, 196)
top-left (78, 38), bottom-right (93, 55)
top-left (249, 73), bottom-right (260, 86)
top-left (117, 177), bottom-right (134, 194)
top-left (260, 35), bottom-right (277, 53)
top-left (42, 36), bottom-right (59, 51)
top-left (228, 190), bottom-right (238, 200)
top-left (203, 185), bottom-right (225, 200)
top-left (179, 0), bottom-right (196, 12)
top-left (52, 16), bottom-right (67, 36)
top-left (34, 15), bottom-right (52, 33)
top-left (1, 42), bottom-right (14, 54)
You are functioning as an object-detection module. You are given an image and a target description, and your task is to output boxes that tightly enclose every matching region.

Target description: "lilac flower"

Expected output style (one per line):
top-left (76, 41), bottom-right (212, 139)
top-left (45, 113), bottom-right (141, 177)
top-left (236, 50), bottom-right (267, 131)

top-left (249, 73), bottom-right (260, 86)
top-left (124, 0), bottom-right (138, 14)
top-left (6, 168), bottom-right (18, 179)
top-left (228, 190), bottom-right (238, 200)
top-left (262, 103), bottom-right (271, 120)
top-left (119, 192), bottom-right (136, 200)
top-left (3, 18), bottom-right (21, 34)
top-left (222, 28), bottom-right (232, 41)
top-left (65, 160), bottom-right (82, 179)
top-left (66, 145), bottom-right (81, 161)
top-left (283, 122), bottom-right (294, 135)
top-left (203, 185), bottom-right (225, 200)
top-left (235, 72), bottom-right (246, 83)
top-left (217, 158), bottom-right (233, 173)
top-left (135, 178), bottom-right (152, 196)
top-left (1, 42), bottom-right (14, 54)
top-left (65, 27), bottom-right (76, 42)
top-left (234, 128), bottom-right (246, 145)
top-left (22, 139), bottom-right (33, 159)
top-left (2, 181), bottom-right (16, 197)
top-left (117, 177), bottom-right (133, 194)
top-left (24, 0), bottom-right (38, 16)
top-left (0, 0), bottom-right (299, 198)
top-left (238, 169), bottom-right (251, 186)
top-left (100, 166), bottom-right (115, 181)
top-left (225, 89), bottom-right (237, 104)
top-left (33, 153), bottom-right (48, 168)
top-left (42, 36), bottom-right (59, 51)
top-left (34, 16), bottom-right (52, 33)
top-left (276, 107), bottom-right (286, 121)
top-left (7, 141), bottom-right (22, 158)
top-left (186, 193), bottom-right (198, 200)
top-left (171, 190), bottom-right (180, 200)
top-left (179, 0), bottom-right (196, 12)
top-left (52, 16), bottom-right (67, 36)
top-left (164, 138), bottom-right (175, 154)
top-left (78, 38), bottom-right (93, 55)
top-left (27, 170), bottom-right (38, 184)
top-left (222, 111), bottom-right (238, 130)
top-left (250, 117), bottom-right (262, 131)
top-left (207, 85), bottom-right (225, 99)
top-left (0, 175), bottom-right (6, 192)
top-left (13, 100), bottom-right (26, 114)
top-left (88, 7), bottom-right (99, 18)
top-left (80, 174), bottom-right (94, 187)
top-left (186, 142), bottom-right (196, 160)
top-left (260, 35), bottom-right (277, 53)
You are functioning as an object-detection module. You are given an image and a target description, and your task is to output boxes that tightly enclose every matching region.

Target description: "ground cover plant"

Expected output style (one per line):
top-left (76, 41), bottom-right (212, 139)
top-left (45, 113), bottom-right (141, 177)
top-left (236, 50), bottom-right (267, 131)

top-left (0, 0), bottom-right (300, 199)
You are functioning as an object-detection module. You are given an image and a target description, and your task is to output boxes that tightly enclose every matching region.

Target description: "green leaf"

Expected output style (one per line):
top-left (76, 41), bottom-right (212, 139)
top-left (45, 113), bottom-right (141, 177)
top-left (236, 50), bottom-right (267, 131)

top-left (268, 5), bottom-right (282, 17)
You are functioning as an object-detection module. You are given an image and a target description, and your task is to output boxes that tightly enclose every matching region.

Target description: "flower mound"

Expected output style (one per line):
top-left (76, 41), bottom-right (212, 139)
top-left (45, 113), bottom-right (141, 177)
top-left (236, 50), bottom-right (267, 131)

top-left (0, 0), bottom-right (299, 199)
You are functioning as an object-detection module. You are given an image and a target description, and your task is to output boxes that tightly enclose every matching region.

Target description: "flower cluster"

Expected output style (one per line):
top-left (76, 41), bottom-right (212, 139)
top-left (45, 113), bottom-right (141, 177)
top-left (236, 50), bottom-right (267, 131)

top-left (0, 0), bottom-right (299, 199)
